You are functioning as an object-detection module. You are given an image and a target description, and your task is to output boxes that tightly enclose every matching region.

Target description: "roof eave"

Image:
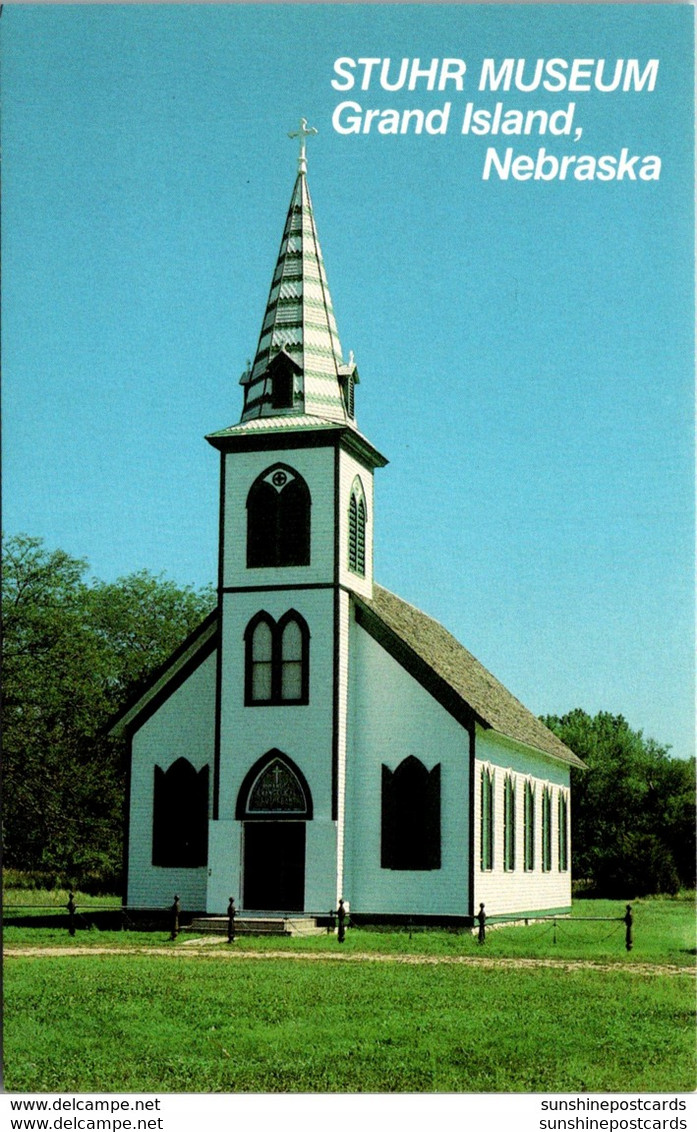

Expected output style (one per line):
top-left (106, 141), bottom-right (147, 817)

top-left (481, 725), bottom-right (587, 771)
top-left (205, 422), bottom-right (388, 469)
top-left (107, 611), bottom-right (219, 739)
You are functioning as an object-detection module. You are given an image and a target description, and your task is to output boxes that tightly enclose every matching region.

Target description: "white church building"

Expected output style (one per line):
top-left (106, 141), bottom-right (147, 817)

top-left (112, 126), bottom-right (583, 925)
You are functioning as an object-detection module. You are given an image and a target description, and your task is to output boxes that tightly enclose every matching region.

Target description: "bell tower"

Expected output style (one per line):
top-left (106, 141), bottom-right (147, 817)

top-left (204, 122), bottom-right (387, 914)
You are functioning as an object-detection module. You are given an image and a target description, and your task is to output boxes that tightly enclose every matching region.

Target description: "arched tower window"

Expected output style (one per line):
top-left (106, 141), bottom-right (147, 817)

top-left (280, 614), bottom-right (304, 701)
top-left (246, 614), bottom-right (275, 703)
top-left (247, 464), bottom-right (311, 568)
top-left (152, 758), bottom-right (209, 868)
top-left (348, 477), bottom-right (367, 576)
top-left (244, 610), bottom-right (310, 705)
top-left (381, 755), bottom-right (441, 870)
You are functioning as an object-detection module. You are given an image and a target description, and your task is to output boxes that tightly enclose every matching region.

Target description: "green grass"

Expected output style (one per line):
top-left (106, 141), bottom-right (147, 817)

top-left (5, 894), bottom-right (695, 965)
top-left (4, 952), bottom-right (694, 1093)
top-left (3, 895), bottom-right (695, 1093)
top-left (3, 887), bottom-right (121, 911)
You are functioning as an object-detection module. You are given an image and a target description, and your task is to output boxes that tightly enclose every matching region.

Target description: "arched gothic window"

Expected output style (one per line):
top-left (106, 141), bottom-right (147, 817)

top-left (348, 477), bottom-right (367, 576)
top-left (503, 773), bottom-right (516, 872)
top-left (542, 785), bottom-right (553, 872)
top-left (152, 758), bottom-right (209, 868)
top-left (236, 749), bottom-right (313, 820)
top-left (558, 792), bottom-right (569, 872)
top-left (524, 780), bottom-right (536, 872)
top-left (266, 348), bottom-right (300, 411)
top-left (381, 755), bottom-right (441, 870)
top-left (480, 766), bottom-right (494, 871)
top-left (247, 465), bottom-right (311, 568)
top-left (244, 610), bottom-right (310, 705)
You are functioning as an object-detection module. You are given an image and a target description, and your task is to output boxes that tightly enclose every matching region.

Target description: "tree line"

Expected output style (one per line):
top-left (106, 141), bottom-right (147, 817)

top-left (2, 534), bottom-right (694, 895)
top-left (2, 535), bottom-right (213, 889)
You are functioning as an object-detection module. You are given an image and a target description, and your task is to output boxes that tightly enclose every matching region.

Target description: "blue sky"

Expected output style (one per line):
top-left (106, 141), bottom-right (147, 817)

top-left (3, 4), bottom-right (694, 759)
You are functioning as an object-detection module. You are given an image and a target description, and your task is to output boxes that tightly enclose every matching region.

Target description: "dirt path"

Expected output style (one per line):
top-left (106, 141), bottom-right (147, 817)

top-left (4, 945), bottom-right (694, 976)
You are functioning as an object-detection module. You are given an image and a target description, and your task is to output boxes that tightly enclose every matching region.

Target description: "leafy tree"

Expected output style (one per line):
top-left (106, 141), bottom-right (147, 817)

top-left (2, 534), bottom-right (214, 888)
top-left (543, 709), bottom-right (695, 897)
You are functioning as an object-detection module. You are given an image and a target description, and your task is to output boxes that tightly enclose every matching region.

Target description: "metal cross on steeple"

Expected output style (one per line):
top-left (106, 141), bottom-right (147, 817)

top-left (288, 118), bottom-right (318, 174)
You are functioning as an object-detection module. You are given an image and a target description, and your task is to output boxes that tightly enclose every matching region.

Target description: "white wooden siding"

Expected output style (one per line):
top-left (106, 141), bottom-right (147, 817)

top-left (473, 727), bottom-right (572, 916)
top-left (127, 651), bottom-right (216, 910)
top-left (335, 589), bottom-right (351, 904)
top-left (345, 616), bottom-right (470, 916)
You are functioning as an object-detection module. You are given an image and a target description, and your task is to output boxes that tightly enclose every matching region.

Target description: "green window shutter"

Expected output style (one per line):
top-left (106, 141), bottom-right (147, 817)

top-left (348, 494), bottom-right (358, 570)
top-left (356, 498), bottom-right (366, 575)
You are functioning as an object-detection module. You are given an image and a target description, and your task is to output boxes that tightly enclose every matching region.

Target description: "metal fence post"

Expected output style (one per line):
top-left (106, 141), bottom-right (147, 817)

top-left (336, 898), bottom-right (346, 943)
top-left (67, 892), bottom-right (76, 938)
top-left (170, 894), bottom-right (181, 940)
top-left (477, 902), bottom-right (486, 944)
top-left (624, 904), bottom-right (633, 952)
top-left (227, 897), bottom-right (236, 943)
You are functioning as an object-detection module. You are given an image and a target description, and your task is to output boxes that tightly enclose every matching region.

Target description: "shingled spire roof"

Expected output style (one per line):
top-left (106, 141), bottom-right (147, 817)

top-left (238, 121), bottom-right (356, 426)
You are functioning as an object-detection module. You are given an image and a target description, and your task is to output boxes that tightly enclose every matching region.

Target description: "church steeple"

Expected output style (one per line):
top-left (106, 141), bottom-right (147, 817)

top-left (239, 119), bottom-right (358, 426)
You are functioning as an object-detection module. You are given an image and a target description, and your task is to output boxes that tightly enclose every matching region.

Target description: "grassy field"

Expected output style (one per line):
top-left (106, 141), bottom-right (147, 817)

top-left (4, 894), bottom-right (695, 1093)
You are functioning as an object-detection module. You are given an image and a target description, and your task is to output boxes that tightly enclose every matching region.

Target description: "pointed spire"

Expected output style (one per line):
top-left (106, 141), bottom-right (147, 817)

top-left (240, 122), bottom-right (358, 426)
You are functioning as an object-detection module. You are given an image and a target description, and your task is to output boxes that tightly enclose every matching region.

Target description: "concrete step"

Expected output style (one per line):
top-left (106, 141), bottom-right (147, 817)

top-left (187, 915), bottom-right (325, 938)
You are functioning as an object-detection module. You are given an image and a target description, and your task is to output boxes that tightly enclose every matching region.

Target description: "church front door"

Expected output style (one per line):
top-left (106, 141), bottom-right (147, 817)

top-left (243, 820), bottom-right (305, 911)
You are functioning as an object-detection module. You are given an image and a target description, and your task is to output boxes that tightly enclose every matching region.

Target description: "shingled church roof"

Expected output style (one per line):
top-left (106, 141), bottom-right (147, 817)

top-left (357, 584), bottom-right (584, 769)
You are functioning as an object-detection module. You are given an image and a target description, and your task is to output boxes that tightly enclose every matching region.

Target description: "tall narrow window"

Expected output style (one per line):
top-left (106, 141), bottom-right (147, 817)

top-left (152, 759), bottom-right (209, 868)
top-left (244, 610), bottom-right (310, 706)
top-left (247, 465), bottom-right (311, 568)
top-left (266, 349), bottom-right (300, 411)
top-left (503, 774), bottom-right (516, 872)
top-left (271, 369), bottom-right (294, 409)
top-left (348, 478), bottom-right (367, 576)
top-left (524, 780), bottom-right (535, 871)
top-left (381, 756), bottom-right (440, 870)
top-left (482, 765), bottom-right (493, 869)
top-left (542, 786), bottom-right (552, 872)
top-left (280, 615), bottom-right (304, 702)
top-left (558, 792), bottom-right (569, 872)
top-left (345, 374), bottom-right (355, 418)
top-left (249, 617), bottom-right (274, 703)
